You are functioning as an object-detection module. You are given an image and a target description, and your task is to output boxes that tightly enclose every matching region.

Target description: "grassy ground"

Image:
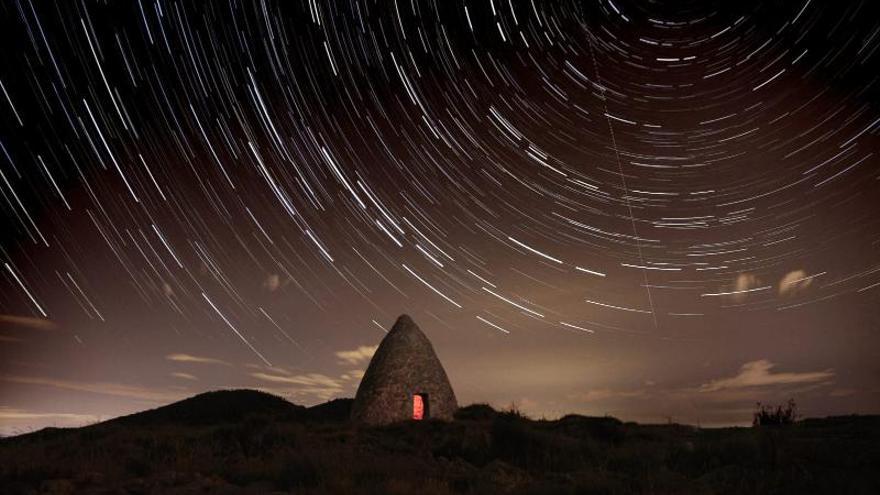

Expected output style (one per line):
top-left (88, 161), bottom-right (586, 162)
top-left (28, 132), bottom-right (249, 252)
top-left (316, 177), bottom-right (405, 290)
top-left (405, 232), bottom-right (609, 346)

top-left (1, 390), bottom-right (878, 494)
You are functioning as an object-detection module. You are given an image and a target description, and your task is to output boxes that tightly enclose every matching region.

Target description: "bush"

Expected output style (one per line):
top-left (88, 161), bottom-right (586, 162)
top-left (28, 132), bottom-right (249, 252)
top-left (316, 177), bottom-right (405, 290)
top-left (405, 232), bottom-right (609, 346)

top-left (753, 399), bottom-right (798, 427)
top-left (454, 403), bottom-right (497, 421)
top-left (490, 414), bottom-right (586, 472)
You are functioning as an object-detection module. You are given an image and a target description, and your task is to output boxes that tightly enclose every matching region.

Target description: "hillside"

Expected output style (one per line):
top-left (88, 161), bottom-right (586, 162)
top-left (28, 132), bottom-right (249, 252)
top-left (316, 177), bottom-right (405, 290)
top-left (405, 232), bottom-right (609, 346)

top-left (1, 390), bottom-right (878, 494)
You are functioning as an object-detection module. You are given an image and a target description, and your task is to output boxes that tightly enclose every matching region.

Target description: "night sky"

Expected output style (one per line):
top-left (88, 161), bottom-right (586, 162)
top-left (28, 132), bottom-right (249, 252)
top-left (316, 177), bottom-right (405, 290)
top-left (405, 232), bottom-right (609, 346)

top-left (1, 0), bottom-right (879, 435)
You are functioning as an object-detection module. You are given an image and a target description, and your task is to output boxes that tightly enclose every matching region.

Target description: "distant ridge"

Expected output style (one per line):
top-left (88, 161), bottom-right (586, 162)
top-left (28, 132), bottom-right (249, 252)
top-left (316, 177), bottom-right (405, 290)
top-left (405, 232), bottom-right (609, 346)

top-left (3, 390), bottom-right (353, 440)
top-left (110, 389), bottom-right (305, 426)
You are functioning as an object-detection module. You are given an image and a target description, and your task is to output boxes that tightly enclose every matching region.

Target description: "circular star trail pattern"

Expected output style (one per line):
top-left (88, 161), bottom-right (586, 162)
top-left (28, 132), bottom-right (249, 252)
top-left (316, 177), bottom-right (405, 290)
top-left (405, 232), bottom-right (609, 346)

top-left (1, 0), bottom-right (879, 369)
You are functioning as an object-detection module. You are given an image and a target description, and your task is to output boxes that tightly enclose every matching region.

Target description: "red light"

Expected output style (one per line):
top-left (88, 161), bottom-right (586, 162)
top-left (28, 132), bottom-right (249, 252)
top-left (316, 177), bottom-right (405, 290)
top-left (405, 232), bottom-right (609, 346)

top-left (413, 394), bottom-right (424, 420)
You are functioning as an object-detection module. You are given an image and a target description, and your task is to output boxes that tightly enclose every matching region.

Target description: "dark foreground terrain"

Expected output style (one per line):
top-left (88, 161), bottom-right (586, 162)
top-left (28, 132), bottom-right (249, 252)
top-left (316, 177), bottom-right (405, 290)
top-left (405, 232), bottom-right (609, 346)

top-left (1, 390), bottom-right (878, 494)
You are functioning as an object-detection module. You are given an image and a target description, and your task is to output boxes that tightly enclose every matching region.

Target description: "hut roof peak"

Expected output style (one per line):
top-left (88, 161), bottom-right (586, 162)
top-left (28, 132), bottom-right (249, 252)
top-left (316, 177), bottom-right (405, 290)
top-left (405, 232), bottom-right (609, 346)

top-left (389, 313), bottom-right (419, 334)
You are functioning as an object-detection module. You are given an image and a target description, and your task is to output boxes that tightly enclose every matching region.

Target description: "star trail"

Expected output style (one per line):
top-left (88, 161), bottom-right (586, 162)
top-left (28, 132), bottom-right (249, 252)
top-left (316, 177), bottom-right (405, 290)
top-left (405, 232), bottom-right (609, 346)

top-left (1, 0), bottom-right (879, 433)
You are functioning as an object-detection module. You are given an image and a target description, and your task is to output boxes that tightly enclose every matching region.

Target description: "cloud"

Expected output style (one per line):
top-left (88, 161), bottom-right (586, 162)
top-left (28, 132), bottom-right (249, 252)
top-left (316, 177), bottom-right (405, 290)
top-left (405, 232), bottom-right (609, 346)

top-left (0, 406), bottom-right (96, 422)
top-left (568, 389), bottom-right (646, 402)
top-left (165, 353), bottom-right (230, 366)
top-left (340, 369), bottom-right (366, 381)
top-left (170, 372), bottom-right (198, 381)
top-left (519, 397), bottom-right (541, 411)
top-left (263, 274), bottom-right (281, 292)
top-left (727, 273), bottom-right (763, 301)
top-left (0, 375), bottom-right (185, 403)
top-left (735, 273), bottom-right (758, 293)
top-left (779, 270), bottom-right (813, 296)
top-left (251, 372), bottom-right (345, 401)
top-left (335, 345), bottom-right (378, 365)
top-left (699, 360), bottom-right (834, 392)
top-left (0, 314), bottom-right (58, 331)
top-left (829, 388), bottom-right (857, 397)
top-left (0, 407), bottom-right (101, 436)
top-left (251, 372), bottom-right (342, 389)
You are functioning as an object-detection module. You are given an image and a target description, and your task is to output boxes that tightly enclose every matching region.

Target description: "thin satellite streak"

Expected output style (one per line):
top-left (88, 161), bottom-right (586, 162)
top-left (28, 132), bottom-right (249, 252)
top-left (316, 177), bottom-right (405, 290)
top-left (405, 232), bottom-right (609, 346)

top-left (587, 35), bottom-right (658, 328)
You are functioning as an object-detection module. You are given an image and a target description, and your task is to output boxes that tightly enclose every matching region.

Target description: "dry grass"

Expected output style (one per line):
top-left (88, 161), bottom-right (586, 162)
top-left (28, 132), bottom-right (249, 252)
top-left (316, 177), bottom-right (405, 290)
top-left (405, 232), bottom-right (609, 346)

top-left (1, 391), bottom-right (878, 494)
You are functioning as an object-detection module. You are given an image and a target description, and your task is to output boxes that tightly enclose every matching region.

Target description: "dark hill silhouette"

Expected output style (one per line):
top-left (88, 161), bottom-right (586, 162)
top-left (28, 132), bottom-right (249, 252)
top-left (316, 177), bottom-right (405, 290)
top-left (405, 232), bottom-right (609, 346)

top-left (305, 397), bottom-right (353, 422)
top-left (111, 389), bottom-right (306, 426)
top-left (1, 390), bottom-right (878, 494)
top-left (114, 390), bottom-right (355, 426)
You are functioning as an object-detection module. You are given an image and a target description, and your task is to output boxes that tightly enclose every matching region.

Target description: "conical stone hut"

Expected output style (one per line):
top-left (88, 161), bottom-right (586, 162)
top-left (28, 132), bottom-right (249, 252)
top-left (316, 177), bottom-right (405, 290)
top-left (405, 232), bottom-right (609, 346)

top-left (351, 314), bottom-right (457, 424)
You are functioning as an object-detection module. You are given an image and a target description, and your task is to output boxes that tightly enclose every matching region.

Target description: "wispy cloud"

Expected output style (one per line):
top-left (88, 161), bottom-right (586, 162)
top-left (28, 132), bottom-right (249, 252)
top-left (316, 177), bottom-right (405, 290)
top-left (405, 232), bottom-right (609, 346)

top-left (779, 270), bottom-right (814, 296)
top-left (699, 360), bottom-right (834, 392)
top-left (830, 388), bottom-right (857, 397)
top-left (340, 369), bottom-right (366, 381)
top-left (1, 375), bottom-right (185, 403)
top-left (170, 372), bottom-right (198, 381)
top-left (0, 407), bottom-right (101, 437)
top-left (251, 372), bottom-right (346, 401)
top-left (0, 314), bottom-right (58, 331)
top-left (263, 274), bottom-right (282, 292)
top-left (569, 388), bottom-right (646, 402)
top-left (251, 372), bottom-right (342, 389)
top-left (0, 406), bottom-right (96, 421)
top-left (335, 345), bottom-right (378, 365)
top-left (165, 353), bottom-right (230, 366)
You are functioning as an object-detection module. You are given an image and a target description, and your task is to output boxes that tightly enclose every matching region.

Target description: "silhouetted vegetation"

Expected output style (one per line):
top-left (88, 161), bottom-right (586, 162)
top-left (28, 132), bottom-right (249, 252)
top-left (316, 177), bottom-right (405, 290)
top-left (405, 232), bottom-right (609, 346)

top-left (1, 390), bottom-right (878, 494)
top-left (753, 399), bottom-right (798, 427)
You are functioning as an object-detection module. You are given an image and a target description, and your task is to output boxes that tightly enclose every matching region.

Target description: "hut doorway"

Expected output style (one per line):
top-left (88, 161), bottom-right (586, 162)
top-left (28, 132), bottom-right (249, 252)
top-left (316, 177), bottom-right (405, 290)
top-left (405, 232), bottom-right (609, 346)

top-left (413, 393), bottom-right (429, 420)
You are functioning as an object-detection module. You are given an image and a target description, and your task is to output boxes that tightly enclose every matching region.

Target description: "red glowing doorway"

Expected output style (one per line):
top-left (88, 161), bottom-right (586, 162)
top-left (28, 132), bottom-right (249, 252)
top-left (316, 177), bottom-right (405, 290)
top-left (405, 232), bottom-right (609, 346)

top-left (413, 393), bottom-right (429, 420)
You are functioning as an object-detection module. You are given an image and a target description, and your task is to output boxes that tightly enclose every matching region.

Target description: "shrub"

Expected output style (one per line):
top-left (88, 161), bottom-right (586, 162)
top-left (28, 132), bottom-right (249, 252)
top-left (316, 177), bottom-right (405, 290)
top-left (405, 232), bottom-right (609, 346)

top-left (490, 414), bottom-right (586, 472)
top-left (454, 403), bottom-right (497, 421)
top-left (753, 399), bottom-right (798, 427)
